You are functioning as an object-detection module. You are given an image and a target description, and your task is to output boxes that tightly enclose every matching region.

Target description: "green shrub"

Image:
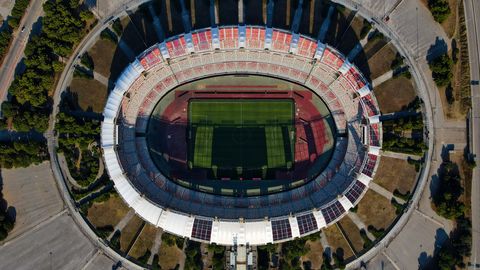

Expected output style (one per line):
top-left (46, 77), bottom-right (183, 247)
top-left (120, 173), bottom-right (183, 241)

top-left (359, 19), bottom-right (372, 40)
top-left (428, 0), bottom-right (451, 23)
top-left (112, 19), bottom-right (123, 36)
top-left (80, 53), bottom-right (94, 70)
top-left (429, 53), bottom-right (453, 87)
top-left (100, 29), bottom-right (118, 44)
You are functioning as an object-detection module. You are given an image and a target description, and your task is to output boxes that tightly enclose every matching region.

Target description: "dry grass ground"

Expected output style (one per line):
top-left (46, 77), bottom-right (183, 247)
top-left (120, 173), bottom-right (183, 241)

top-left (441, 0), bottom-right (471, 120)
top-left (323, 225), bottom-right (354, 260)
top-left (338, 216), bottom-right (364, 253)
top-left (362, 37), bottom-right (388, 60)
top-left (87, 196), bottom-right (130, 228)
top-left (373, 76), bottom-right (417, 114)
top-left (120, 215), bottom-right (144, 253)
top-left (301, 239), bottom-right (324, 269)
top-left (373, 156), bottom-right (418, 194)
top-left (88, 39), bottom-right (117, 78)
top-left (128, 224), bottom-right (158, 259)
top-left (69, 77), bottom-right (108, 113)
top-left (158, 244), bottom-right (183, 269)
top-left (356, 190), bottom-right (397, 230)
top-left (366, 44), bottom-right (398, 79)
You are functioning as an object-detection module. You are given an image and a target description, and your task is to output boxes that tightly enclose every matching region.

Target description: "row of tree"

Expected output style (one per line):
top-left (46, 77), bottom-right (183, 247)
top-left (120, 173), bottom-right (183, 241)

top-left (0, 140), bottom-right (48, 168)
top-left (0, 0), bottom-right (31, 65)
top-left (433, 160), bottom-right (472, 269)
top-left (1, 0), bottom-right (94, 133)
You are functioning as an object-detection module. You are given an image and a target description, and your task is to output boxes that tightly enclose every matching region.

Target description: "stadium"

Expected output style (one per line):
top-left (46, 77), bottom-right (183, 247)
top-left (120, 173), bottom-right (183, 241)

top-left (101, 24), bottom-right (382, 246)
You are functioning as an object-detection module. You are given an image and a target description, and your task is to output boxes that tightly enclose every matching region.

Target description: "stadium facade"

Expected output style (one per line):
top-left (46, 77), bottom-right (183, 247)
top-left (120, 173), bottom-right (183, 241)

top-left (101, 25), bottom-right (382, 246)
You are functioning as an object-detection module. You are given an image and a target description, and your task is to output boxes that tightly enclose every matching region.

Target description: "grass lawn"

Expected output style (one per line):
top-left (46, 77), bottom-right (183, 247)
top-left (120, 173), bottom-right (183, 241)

top-left (87, 196), bottom-right (130, 228)
top-left (323, 224), bottom-right (355, 260)
top-left (189, 99), bottom-right (294, 171)
top-left (120, 215), bottom-right (145, 253)
top-left (88, 39), bottom-right (117, 78)
top-left (373, 156), bottom-right (418, 194)
top-left (301, 239), bottom-right (324, 269)
top-left (158, 244), bottom-right (183, 269)
top-left (338, 216), bottom-right (365, 253)
top-left (69, 77), bottom-right (108, 113)
top-left (128, 224), bottom-right (159, 259)
top-left (356, 190), bottom-right (397, 230)
top-left (373, 76), bottom-right (417, 114)
top-left (365, 44), bottom-right (398, 79)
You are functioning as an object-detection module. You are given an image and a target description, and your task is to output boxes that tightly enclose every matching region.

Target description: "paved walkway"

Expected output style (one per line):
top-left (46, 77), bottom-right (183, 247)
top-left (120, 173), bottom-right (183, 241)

top-left (347, 212), bottom-right (376, 241)
top-left (371, 70), bottom-right (393, 87)
top-left (380, 150), bottom-right (422, 160)
top-left (319, 230), bottom-right (332, 257)
top-left (369, 182), bottom-right (406, 204)
top-left (93, 71), bottom-right (109, 87)
top-left (147, 230), bottom-right (163, 264)
top-left (108, 210), bottom-right (135, 240)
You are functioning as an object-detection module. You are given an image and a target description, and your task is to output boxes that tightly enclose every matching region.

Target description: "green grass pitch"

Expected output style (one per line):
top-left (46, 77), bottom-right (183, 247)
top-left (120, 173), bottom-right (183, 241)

top-left (188, 99), bottom-right (295, 174)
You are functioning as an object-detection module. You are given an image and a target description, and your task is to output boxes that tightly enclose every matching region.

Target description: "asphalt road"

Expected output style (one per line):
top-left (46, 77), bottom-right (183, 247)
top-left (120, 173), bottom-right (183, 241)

top-left (464, 0), bottom-right (480, 268)
top-left (0, 0), bottom-right (44, 107)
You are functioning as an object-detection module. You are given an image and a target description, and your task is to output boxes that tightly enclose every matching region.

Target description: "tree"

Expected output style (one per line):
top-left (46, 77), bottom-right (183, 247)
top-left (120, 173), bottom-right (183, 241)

top-left (429, 53), bottom-right (453, 87)
top-left (428, 0), bottom-right (451, 23)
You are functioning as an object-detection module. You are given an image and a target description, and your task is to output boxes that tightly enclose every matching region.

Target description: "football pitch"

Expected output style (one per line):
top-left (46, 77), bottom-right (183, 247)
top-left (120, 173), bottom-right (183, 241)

top-left (188, 99), bottom-right (295, 177)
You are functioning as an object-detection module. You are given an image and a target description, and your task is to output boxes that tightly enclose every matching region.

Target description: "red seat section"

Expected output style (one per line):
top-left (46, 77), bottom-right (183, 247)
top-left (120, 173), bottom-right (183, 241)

top-left (219, 27), bottom-right (238, 49)
top-left (271, 30), bottom-right (292, 52)
top-left (344, 67), bottom-right (367, 91)
top-left (139, 47), bottom-right (163, 70)
top-left (166, 37), bottom-right (188, 58)
top-left (321, 48), bottom-right (344, 70)
top-left (361, 94), bottom-right (379, 117)
top-left (296, 37), bottom-right (317, 58)
top-left (246, 27), bottom-right (265, 49)
top-left (192, 30), bottom-right (212, 52)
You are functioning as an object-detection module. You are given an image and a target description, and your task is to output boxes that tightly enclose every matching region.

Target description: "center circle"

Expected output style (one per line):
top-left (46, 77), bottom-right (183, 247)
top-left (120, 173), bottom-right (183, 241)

top-left (145, 74), bottom-right (337, 197)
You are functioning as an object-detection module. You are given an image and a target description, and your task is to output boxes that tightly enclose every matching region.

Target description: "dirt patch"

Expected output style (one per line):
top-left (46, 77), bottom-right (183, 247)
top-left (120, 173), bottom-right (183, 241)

top-left (158, 244), bottom-right (183, 269)
top-left (301, 239), bottom-right (324, 269)
top-left (69, 77), bottom-right (108, 113)
top-left (128, 224), bottom-right (159, 259)
top-left (356, 190), bottom-right (397, 230)
top-left (87, 196), bottom-right (130, 228)
top-left (323, 224), bottom-right (354, 260)
top-left (373, 76), bottom-right (417, 114)
top-left (338, 216), bottom-right (364, 253)
top-left (88, 39), bottom-right (117, 78)
top-left (373, 156), bottom-right (418, 194)
top-left (366, 44), bottom-right (398, 80)
top-left (120, 215), bottom-right (144, 253)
